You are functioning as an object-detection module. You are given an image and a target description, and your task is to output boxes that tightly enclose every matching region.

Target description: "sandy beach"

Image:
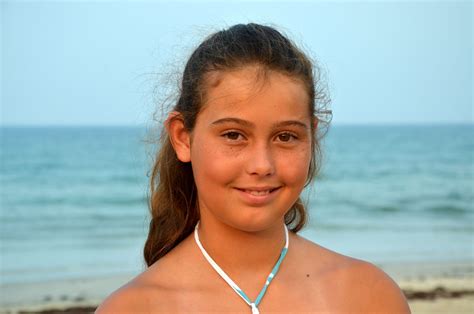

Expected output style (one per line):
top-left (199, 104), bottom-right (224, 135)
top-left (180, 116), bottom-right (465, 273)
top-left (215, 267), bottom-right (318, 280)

top-left (1, 260), bottom-right (472, 314)
top-left (382, 260), bottom-right (474, 314)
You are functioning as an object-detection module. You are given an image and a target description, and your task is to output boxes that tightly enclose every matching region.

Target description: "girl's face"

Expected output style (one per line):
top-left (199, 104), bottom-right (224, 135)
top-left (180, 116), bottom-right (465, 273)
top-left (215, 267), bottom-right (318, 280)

top-left (189, 66), bottom-right (312, 232)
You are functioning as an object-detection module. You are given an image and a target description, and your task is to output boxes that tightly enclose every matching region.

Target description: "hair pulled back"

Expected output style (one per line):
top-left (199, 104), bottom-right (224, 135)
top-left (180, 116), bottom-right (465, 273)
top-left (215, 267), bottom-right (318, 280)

top-left (144, 23), bottom-right (331, 267)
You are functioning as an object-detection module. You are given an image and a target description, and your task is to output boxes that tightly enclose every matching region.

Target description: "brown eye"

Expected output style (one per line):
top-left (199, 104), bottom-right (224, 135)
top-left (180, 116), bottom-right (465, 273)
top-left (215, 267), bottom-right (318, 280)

top-left (223, 131), bottom-right (242, 140)
top-left (277, 133), bottom-right (295, 142)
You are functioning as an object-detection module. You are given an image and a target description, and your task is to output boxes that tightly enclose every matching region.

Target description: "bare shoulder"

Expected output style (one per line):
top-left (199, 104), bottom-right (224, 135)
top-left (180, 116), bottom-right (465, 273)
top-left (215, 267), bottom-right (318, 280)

top-left (291, 233), bottom-right (411, 313)
top-left (342, 258), bottom-right (411, 313)
top-left (96, 234), bottom-right (202, 313)
top-left (95, 279), bottom-right (148, 314)
top-left (95, 259), bottom-right (183, 314)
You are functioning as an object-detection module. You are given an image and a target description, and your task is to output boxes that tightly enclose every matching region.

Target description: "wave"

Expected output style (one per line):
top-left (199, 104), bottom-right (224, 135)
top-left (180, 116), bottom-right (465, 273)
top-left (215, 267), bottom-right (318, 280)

top-left (425, 204), bottom-right (471, 215)
top-left (10, 195), bottom-right (148, 207)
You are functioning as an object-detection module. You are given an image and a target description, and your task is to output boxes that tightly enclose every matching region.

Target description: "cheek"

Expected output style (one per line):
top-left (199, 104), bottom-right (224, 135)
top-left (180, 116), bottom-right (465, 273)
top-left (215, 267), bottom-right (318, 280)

top-left (276, 147), bottom-right (311, 186)
top-left (190, 139), bottom-right (240, 187)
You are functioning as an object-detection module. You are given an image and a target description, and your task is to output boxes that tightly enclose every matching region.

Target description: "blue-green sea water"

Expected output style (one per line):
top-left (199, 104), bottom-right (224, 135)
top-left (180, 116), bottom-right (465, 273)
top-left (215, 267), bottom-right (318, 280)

top-left (1, 125), bottom-right (473, 285)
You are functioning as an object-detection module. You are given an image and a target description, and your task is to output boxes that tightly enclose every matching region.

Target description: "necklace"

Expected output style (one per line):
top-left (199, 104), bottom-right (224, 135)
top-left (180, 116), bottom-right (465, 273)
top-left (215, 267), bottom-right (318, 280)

top-left (194, 221), bottom-right (289, 314)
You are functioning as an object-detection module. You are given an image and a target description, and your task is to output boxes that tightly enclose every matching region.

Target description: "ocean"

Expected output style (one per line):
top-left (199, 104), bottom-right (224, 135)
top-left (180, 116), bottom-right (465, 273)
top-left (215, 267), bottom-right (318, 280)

top-left (1, 125), bottom-right (473, 285)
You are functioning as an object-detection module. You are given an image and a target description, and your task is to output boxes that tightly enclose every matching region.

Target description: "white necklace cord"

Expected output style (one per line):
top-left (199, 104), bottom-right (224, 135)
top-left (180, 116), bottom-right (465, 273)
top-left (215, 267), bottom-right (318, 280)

top-left (194, 222), bottom-right (289, 314)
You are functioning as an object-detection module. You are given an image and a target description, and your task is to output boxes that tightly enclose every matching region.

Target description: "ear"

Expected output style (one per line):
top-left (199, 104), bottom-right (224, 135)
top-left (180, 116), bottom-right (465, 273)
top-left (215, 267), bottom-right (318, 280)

top-left (312, 116), bottom-right (319, 130)
top-left (166, 111), bottom-right (191, 163)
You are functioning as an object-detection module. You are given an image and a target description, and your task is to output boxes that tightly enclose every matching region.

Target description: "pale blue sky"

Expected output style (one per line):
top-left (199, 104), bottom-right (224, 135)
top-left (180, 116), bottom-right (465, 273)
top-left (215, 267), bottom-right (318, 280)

top-left (1, 0), bottom-right (472, 126)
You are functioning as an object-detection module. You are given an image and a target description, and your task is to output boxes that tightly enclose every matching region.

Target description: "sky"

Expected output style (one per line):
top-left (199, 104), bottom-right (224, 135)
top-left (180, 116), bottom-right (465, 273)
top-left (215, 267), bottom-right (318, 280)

top-left (1, 0), bottom-right (472, 126)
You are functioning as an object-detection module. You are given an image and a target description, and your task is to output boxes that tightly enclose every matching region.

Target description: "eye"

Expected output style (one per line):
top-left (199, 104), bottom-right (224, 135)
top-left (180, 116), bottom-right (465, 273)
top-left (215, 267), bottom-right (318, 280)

top-left (277, 132), bottom-right (297, 142)
top-left (222, 131), bottom-right (244, 141)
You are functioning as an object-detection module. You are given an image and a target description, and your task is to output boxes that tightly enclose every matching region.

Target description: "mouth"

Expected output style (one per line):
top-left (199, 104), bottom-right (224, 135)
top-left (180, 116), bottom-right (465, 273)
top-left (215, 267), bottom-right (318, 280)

top-left (234, 186), bottom-right (282, 206)
top-left (235, 187), bottom-right (281, 196)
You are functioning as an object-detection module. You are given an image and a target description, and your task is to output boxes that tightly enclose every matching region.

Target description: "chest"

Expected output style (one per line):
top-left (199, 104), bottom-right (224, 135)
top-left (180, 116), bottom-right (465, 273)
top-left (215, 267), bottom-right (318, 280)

top-left (149, 274), bottom-right (350, 313)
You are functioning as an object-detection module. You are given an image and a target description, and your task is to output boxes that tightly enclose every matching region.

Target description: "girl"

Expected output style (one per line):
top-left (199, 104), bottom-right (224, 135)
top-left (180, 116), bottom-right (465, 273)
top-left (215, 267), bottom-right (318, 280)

top-left (97, 23), bottom-right (410, 313)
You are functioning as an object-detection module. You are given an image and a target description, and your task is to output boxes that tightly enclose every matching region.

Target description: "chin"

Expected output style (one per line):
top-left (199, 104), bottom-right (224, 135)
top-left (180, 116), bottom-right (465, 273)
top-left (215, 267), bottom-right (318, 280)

top-left (225, 214), bottom-right (284, 233)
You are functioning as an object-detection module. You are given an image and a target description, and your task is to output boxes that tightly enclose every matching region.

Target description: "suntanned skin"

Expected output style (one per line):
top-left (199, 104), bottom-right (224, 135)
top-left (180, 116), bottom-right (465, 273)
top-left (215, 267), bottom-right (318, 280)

top-left (96, 231), bottom-right (411, 313)
top-left (96, 67), bottom-right (411, 313)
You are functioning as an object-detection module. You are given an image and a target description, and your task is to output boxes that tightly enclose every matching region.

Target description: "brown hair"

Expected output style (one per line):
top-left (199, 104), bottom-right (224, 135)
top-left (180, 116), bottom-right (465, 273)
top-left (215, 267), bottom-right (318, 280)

top-left (144, 23), bottom-right (331, 267)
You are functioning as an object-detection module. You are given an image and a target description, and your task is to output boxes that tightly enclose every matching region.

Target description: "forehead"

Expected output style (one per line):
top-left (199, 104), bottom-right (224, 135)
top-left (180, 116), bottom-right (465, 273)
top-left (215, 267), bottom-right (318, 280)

top-left (198, 67), bottom-right (310, 123)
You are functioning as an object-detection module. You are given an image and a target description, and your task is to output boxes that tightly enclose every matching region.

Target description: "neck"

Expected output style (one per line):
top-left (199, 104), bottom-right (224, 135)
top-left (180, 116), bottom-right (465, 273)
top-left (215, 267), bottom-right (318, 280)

top-left (196, 217), bottom-right (287, 275)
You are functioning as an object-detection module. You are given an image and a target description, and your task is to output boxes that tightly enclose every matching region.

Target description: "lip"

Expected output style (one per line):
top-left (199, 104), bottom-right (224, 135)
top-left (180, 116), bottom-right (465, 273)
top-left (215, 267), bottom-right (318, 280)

top-left (234, 186), bottom-right (282, 206)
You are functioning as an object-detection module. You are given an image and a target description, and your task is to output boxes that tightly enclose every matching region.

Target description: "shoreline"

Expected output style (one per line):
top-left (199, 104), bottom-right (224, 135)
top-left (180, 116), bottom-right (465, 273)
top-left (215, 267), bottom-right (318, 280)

top-left (1, 260), bottom-right (473, 314)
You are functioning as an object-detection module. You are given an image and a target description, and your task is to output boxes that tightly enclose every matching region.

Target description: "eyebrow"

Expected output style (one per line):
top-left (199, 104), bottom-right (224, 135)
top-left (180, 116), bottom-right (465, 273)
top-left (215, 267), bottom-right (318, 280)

top-left (210, 117), bottom-right (308, 130)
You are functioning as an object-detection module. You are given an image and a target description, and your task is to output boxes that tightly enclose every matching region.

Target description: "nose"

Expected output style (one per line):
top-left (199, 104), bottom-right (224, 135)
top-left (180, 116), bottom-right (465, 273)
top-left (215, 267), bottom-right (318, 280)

top-left (245, 142), bottom-right (275, 177)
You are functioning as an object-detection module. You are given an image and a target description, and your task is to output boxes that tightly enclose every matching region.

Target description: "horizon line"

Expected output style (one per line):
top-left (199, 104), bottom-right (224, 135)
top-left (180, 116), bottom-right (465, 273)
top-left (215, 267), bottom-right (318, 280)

top-left (1, 121), bottom-right (473, 128)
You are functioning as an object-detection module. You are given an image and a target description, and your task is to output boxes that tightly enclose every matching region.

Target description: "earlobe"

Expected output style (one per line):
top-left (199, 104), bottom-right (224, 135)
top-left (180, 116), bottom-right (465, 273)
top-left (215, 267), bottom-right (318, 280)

top-left (312, 117), bottom-right (319, 130)
top-left (166, 111), bottom-right (191, 163)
